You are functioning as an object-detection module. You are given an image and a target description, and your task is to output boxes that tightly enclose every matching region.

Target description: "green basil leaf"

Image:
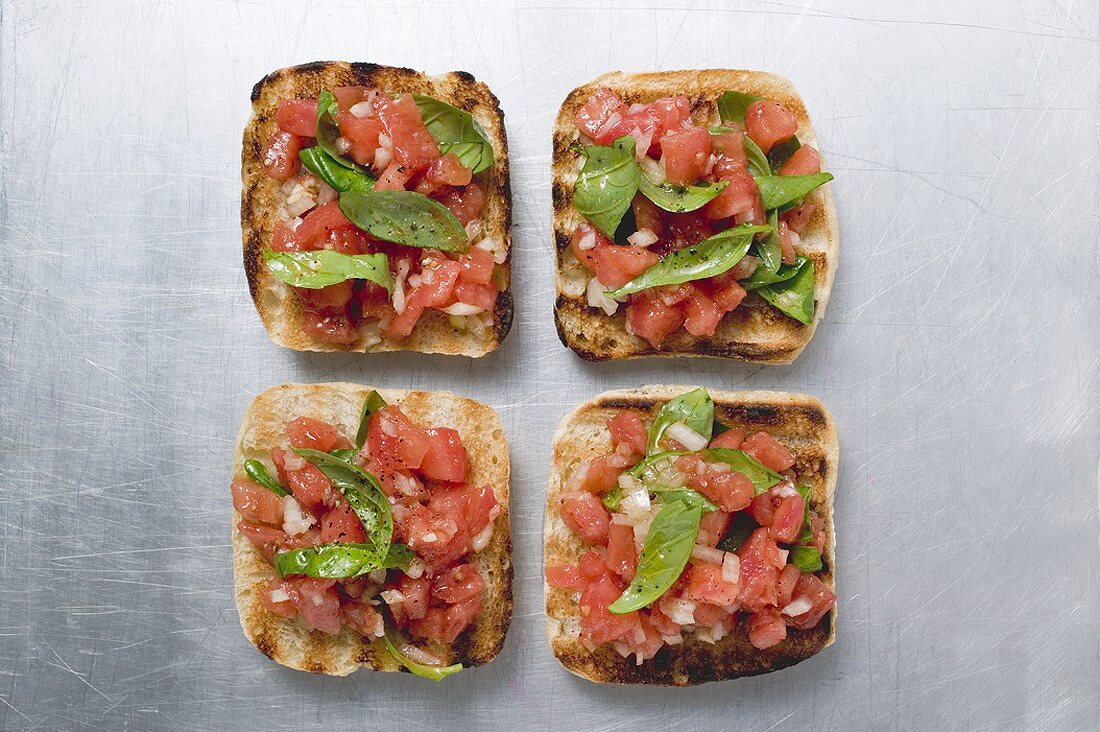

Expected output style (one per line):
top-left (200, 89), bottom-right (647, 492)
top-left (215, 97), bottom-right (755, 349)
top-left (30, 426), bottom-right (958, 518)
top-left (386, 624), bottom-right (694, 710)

top-left (711, 420), bottom-right (730, 438)
top-left (355, 390), bottom-right (387, 450)
top-left (742, 135), bottom-right (771, 178)
top-left (627, 450), bottom-right (687, 481)
top-left (329, 448), bottom-right (358, 462)
top-left (754, 172), bottom-right (833, 210)
top-left (636, 170), bottom-right (726, 213)
top-left (700, 448), bottom-right (783, 494)
top-left (412, 94), bottom-right (493, 174)
top-left (767, 136), bottom-right (801, 174)
top-left (756, 255), bottom-right (815, 325)
top-left (605, 224), bottom-right (770, 299)
top-left (294, 449), bottom-right (393, 549)
top-left (299, 147), bottom-right (375, 192)
top-left (382, 632), bottom-right (464, 681)
top-left (795, 484), bottom-right (814, 543)
top-left (790, 545), bottom-right (823, 573)
top-left (339, 190), bottom-right (469, 252)
top-left (315, 89), bottom-right (368, 173)
top-left (609, 498), bottom-right (703, 614)
top-left (739, 258), bottom-right (802, 291)
top-left (653, 488), bottom-right (717, 513)
top-left (274, 542), bottom-right (413, 579)
top-left (244, 460), bottom-right (289, 497)
top-left (263, 249), bottom-right (393, 292)
top-left (573, 136), bottom-right (639, 238)
top-left (716, 90), bottom-right (761, 126)
top-left (717, 511), bottom-right (757, 552)
top-left (647, 388), bottom-right (714, 455)
top-left (754, 209), bottom-right (782, 275)
top-left (601, 486), bottom-right (622, 512)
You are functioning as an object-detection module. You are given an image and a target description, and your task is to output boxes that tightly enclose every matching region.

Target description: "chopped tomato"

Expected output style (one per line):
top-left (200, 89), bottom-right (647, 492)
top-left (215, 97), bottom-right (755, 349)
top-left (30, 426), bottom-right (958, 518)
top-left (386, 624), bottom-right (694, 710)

top-left (776, 564), bottom-right (801, 608)
top-left (337, 112), bottom-right (384, 167)
top-left (374, 162), bottom-right (412, 191)
top-left (294, 201), bottom-right (357, 250)
top-left (709, 428), bottom-right (745, 450)
top-left (287, 416), bottom-right (346, 451)
top-left (742, 431), bottom-right (796, 472)
top-left (750, 488), bottom-right (776, 527)
top-left (660, 127), bottom-right (711, 186)
top-left (703, 274), bottom-right (749, 313)
top-left (294, 578), bottom-right (343, 635)
top-left (436, 182), bottom-right (486, 225)
top-left (704, 170), bottom-right (758, 220)
top-left (665, 211), bottom-right (716, 250)
top-left (744, 100), bottom-right (798, 153)
top-left (333, 86), bottom-right (375, 111)
top-left (457, 247), bottom-right (495, 285)
top-left (711, 126), bottom-right (747, 176)
top-left (319, 501), bottom-right (366, 544)
top-left (560, 492), bottom-right (610, 545)
top-left (416, 153), bottom-right (473, 194)
top-left (342, 600), bottom-right (383, 637)
top-left (569, 455), bottom-right (626, 495)
top-left (696, 510), bottom-right (731, 547)
top-left (410, 595), bottom-right (481, 643)
top-left (579, 550), bottom-right (609, 578)
top-left (631, 195), bottom-right (664, 240)
top-left (328, 227), bottom-right (373, 255)
top-left (778, 220), bottom-right (797, 265)
top-left (682, 287), bottom-right (723, 337)
top-left (683, 562), bottom-right (740, 606)
top-left (690, 470), bottom-right (754, 513)
top-left (737, 529), bottom-right (782, 611)
top-left (779, 145), bottom-right (821, 176)
top-left (396, 574), bottom-right (430, 622)
top-left (263, 131), bottom-right (301, 180)
top-left (432, 563), bottom-right (486, 604)
top-left (453, 281), bottom-right (497, 310)
top-left (607, 412), bottom-right (647, 456)
top-left (569, 222), bottom-right (608, 270)
top-left (296, 282), bottom-right (354, 313)
top-left (419, 427), bottom-right (468, 483)
top-left (546, 564), bottom-right (585, 591)
top-left (276, 98), bottom-right (318, 137)
top-left (785, 574), bottom-right (836, 630)
top-left (769, 492), bottom-right (806, 543)
top-left (591, 245), bottom-right (660, 289)
top-left (605, 96), bottom-right (692, 155)
top-left (231, 478), bottom-right (285, 525)
top-left (781, 202), bottom-right (816, 234)
top-left (238, 520), bottom-right (288, 560)
top-left (302, 310), bottom-right (358, 345)
top-left (286, 462), bottom-right (335, 513)
top-left (259, 578), bottom-right (298, 618)
top-left (271, 220), bottom-right (299, 252)
top-left (376, 94), bottom-right (439, 172)
top-left (574, 88), bottom-right (627, 142)
top-left (605, 523), bottom-right (637, 581)
top-left (367, 405), bottom-right (432, 471)
top-left (580, 573), bottom-right (637, 644)
top-left (748, 608), bottom-right (787, 649)
top-left (807, 511), bottom-right (827, 553)
top-left (626, 292), bottom-right (684, 348)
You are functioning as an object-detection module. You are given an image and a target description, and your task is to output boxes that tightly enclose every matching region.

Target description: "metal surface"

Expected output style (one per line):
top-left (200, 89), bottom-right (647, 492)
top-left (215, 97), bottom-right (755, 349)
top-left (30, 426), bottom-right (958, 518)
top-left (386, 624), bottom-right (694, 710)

top-left (1, 0), bottom-right (1097, 729)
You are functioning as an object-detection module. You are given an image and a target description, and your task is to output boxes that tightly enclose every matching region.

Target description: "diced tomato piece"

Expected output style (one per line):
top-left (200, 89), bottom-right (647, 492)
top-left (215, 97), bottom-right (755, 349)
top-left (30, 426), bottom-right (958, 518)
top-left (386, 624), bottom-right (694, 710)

top-left (745, 100), bottom-right (798, 153)
top-left (259, 578), bottom-right (298, 618)
top-left (457, 247), bottom-right (495, 285)
top-left (682, 286), bottom-right (723, 337)
top-left (367, 405), bottom-right (432, 471)
top-left (432, 563), bottom-right (486, 604)
top-left (287, 416), bottom-right (343, 451)
top-left (665, 211), bottom-right (716, 250)
top-left (579, 550), bottom-right (609, 579)
top-left (382, 298), bottom-right (425, 340)
top-left (414, 258), bottom-right (463, 309)
top-left (286, 462), bottom-right (335, 513)
top-left (376, 94), bottom-right (439, 172)
top-left (703, 274), bottom-right (749, 313)
top-left (785, 574), bottom-right (836, 630)
top-left (769, 492), bottom-right (806, 543)
top-left (648, 603), bottom-right (681, 637)
top-left (574, 88), bottom-right (627, 142)
top-left (709, 428), bottom-right (745, 450)
top-left (696, 510), bottom-right (731, 547)
top-left (292, 578), bottom-right (343, 634)
top-left (605, 523), bottom-right (637, 582)
top-left (296, 282), bottom-right (354, 313)
top-left (591, 245), bottom-right (660, 289)
top-left (778, 220), bottom-right (797, 265)
top-left (569, 222), bottom-right (608, 271)
top-left (704, 169), bottom-right (758, 220)
top-left (742, 432), bottom-right (796, 472)
top-left (329, 227), bottom-right (373, 255)
top-left (776, 563), bottom-right (801, 608)
top-left (560, 492), bottom-right (611, 545)
top-left (462, 483), bottom-right (499, 537)
top-left (683, 562), bottom-right (740, 606)
top-left (711, 126), bottom-right (747, 175)
top-left (374, 162), bottom-right (413, 191)
top-left (453, 281), bottom-right (497, 311)
top-left (408, 595), bottom-right (481, 643)
top-left (604, 96), bottom-right (692, 155)
top-left (781, 202), bottom-right (816, 234)
top-left (693, 601), bottom-right (726, 627)
top-left (231, 478), bottom-right (285, 525)
top-left (419, 427), bottom-right (468, 483)
top-left (580, 573), bottom-right (637, 644)
top-left (436, 182), bottom-right (486, 225)
top-left (333, 86), bottom-right (374, 111)
top-left (337, 112), bottom-right (384, 167)
top-left (302, 310), bottom-right (358, 345)
top-left (607, 412), bottom-right (647, 456)
top-left (660, 127), bottom-right (712, 186)
top-left (319, 501), bottom-right (366, 544)
top-left (750, 489), bottom-right (776, 527)
top-left (342, 600), bottom-right (383, 637)
top-left (263, 131), bottom-right (301, 180)
top-left (294, 201), bottom-right (357, 250)
top-left (736, 196), bottom-right (766, 227)
top-left (271, 220), bottom-right (299, 252)
top-left (569, 455), bottom-right (626, 495)
top-left (737, 529), bottom-right (782, 611)
top-left (546, 564), bottom-right (586, 591)
top-left (276, 98), bottom-right (318, 137)
top-left (397, 574), bottom-right (431, 622)
top-left (779, 145), bottom-right (821, 176)
top-left (238, 520), bottom-right (288, 560)
top-left (626, 292), bottom-right (685, 348)
top-left (690, 470), bottom-right (755, 513)
top-left (748, 608), bottom-right (787, 649)
top-left (627, 197), bottom-right (664, 246)
top-left (401, 504), bottom-right (460, 562)
top-left (416, 153), bottom-right (473, 195)
top-left (808, 511), bottom-right (827, 553)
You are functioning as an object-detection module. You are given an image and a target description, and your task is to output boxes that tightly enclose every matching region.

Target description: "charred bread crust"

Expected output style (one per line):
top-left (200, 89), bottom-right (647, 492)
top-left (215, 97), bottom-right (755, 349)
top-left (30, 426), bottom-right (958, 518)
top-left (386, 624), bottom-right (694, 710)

top-left (233, 382), bottom-right (512, 675)
top-left (242, 62), bottom-right (513, 356)
top-left (552, 70), bottom-right (838, 363)
top-left (545, 385), bottom-right (838, 685)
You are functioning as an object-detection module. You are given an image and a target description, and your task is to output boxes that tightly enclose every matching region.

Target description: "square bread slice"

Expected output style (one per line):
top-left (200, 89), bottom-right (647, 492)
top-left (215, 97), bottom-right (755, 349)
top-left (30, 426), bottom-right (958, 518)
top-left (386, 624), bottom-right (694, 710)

top-left (242, 62), bottom-right (512, 356)
top-left (233, 382), bottom-right (512, 675)
top-left (552, 70), bottom-right (839, 363)
top-left (545, 385), bottom-right (838, 685)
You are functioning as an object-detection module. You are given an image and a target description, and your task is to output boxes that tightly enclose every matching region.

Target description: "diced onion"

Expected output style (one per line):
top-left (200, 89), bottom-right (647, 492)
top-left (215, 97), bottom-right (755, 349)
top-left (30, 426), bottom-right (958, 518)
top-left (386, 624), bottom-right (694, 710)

top-left (380, 589), bottom-right (405, 605)
top-left (283, 451), bottom-right (306, 472)
top-left (665, 421), bottom-right (709, 451)
top-left (565, 459), bottom-right (592, 493)
top-left (776, 483), bottom-right (800, 498)
top-left (662, 634), bottom-right (684, 645)
top-left (638, 156), bottom-right (663, 183)
top-left (475, 234), bottom-right (507, 264)
top-left (442, 302), bottom-right (485, 316)
top-left (619, 486), bottom-right (651, 518)
top-left (722, 553), bottom-right (741, 584)
top-left (421, 532), bottom-right (438, 544)
top-left (703, 153), bottom-right (717, 177)
top-left (285, 189), bottom-right (316, 219)
top-left (335, 136), bottom-right (352, 155)
top-left (612, 641), bottom-right (631, 659)
top-left (575, 228), bottom-right (597, 251)
top-left (349, 101), bottom-right (372, 118)
top-left (789, 230), bottom-right (801, 246)
top-left (587, 277), bottom-right (618, 316)
top-left (282, 495), bottom-right (315, 536)
top-left (378, 133), bottom-right (392, 149)
top-left (594, 112), bottom-right (622, 140)
top-left (315, 181), bottom-right (337, 204)
top-left (628, 103), bottom-right (647, 114)
top-left (633, 128), bottom-right (654, 161)
top-left (472, 520), bottom-right (495, 552)
top-left (627, 228), bottom-right (658, 247)
top-left (778, 549), bottom-right (789, 565)
top-left (399, 641), bottom-right (443, 666)
top-left (391, 259), bottom-right (411, 314)
top-left (373, 144), bottom-right (393, 172)
top-left (270, 588), bottom-right (290, 603)
top-left (691, 544), bottom-right (725, 565)
top-left (404, 559), bottom-right (426, 579)
top-left (664, 598), bottom-right (696, 626)
top-left (782, 597), bottom-right (813, 617)
top-left (392, 472), bottom-right (422, 497)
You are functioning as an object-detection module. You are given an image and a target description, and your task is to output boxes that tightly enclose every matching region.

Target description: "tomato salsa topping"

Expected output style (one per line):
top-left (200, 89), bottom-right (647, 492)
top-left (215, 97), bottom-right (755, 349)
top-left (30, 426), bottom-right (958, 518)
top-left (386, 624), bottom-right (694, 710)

top-left (546, 388), bottom-right (835, 664)
top-left (232, 391), bottom-right (500, 679)
top-left (568, 88), bottom-right (833, 348)
top-left (260, 88), bottom-right (505, 347)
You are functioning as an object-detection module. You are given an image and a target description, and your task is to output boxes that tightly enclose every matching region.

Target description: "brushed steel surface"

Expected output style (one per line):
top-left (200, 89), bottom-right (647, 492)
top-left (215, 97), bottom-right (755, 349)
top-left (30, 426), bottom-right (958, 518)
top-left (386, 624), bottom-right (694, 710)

top-left (1, 0), bottom-right (1097, 729)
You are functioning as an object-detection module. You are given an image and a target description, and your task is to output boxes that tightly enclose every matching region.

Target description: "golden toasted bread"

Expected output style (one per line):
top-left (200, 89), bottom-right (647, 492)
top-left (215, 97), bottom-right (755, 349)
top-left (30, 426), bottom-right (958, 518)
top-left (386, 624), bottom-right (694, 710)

top-left (545, 385), bottom-right (838, 685)
top-left (242, 62), bottom-right (512, 356)
top-left (232, 382), bottom-right (512, 675)
top-left (552, 70), bottom-right (838, 363)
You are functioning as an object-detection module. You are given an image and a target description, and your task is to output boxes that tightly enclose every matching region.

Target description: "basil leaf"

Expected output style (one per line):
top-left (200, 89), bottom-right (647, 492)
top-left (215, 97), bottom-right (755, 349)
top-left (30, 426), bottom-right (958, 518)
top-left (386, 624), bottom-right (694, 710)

top-left (716, 90), bottom-right (761, 126)
top-left (355, 390), bottom-right (387, 450)
top-left (742, 135), bottom-right (771, 178)
top-left (294, 449), bottom-right (393, 549)
top-left (701, 448), bottom-right (783, 494)
top-left (573, 136), bottom-right (639, 238)
top-left (711, 420), bottom-right (730, 438)
top-left (754, 209), bottom-right (782, 275)
top-left (790, 545), bottom-right (823, 573)
top-left (605, 224), bottom-right (770, 299)
top-left (767, 136), bottom-right (801, 174)
top-left (328, 448), bottom-right (358, 462)
top-left (647, 388), bottom-right (714, 455)
top-left (654, 488), bottom-right (717, 513)
top-left (382, 632), bottom-right (463, 681)
top-left (754, 172), bottom-right (833, 210)
top-left (627, 450), bottom-right (687, 481)
top-left (601, 486), bottom-right (622, 512)
top-left (339, 190), bottom-right (469, 252)
top-left (263, 249), bottom-right (393, 292)
top-left (740, 258), bottom-right (802, 291)
top-left (274, 542), bottom-right (413, 579)
top-left (636, 171), bottom-right (726, 213)
top-left (244, 460), bottom-right (289, 497)
top-left (756, 255), bottom-right (815, 325)
top-left (717, 511), bottom-right (757, 552)
top-left (413, 94), bottom-right (493, 174)
top-left (795, 484), bottom-right (814, 543)
top-left (315, 89), bottom-right (368, 173)
top-left (609, 497), bottom-right (702, 614)
top-left (299, 147), bottom-right (375, 192)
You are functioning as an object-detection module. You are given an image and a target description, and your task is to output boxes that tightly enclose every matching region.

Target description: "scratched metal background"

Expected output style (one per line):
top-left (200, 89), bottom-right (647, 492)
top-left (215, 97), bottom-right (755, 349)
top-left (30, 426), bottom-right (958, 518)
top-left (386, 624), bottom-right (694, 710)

top-left (1, 0), bottom-right (1098, 729)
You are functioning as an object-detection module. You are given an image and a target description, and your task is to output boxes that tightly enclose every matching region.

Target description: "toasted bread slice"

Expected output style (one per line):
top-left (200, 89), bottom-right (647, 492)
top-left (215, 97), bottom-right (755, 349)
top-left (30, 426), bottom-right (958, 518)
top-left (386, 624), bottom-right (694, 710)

top-left (552, 70), bottom-right (839, 363)
top-left (242, 62), bottom-right (512, 356)
top-left (545, 385), bottom-right (838, 685)
top-left (232, 382), bottom-right (512, 675)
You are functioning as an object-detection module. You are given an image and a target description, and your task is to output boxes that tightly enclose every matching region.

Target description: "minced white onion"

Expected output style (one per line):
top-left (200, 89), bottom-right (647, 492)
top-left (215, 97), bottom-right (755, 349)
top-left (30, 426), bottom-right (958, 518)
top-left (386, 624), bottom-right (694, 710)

top-left (281, 178), bottom-right (299, 194)
top-left (270, 587), bottom-right (290, 603)
top-left (587, 277), bottom-right (618, 316)
top-left (776, 482), bottom-right (800, 498)
top-left (612, 642), bottom-right (631, 659)
top-left (708, 461), bottom-right (731, 474)
top-left (282, 495), bottom-right (315, 536)
top-left (709, 619), bottom-right (731, 642)
top-left (662, 634), bottom-right (684, 645)
top-left (391, 259), bottom-right (411, 314)
top-left (442, 302), bottom-right (485, 316)
top-left (400, 642), bottom-right (443, 666)
top-left (633, 128), bottom-right (654, 161)
top-left (349, 101), bottom-right (372, 118)
top-left (373, 144), bottom-right (393, 172)
top-left (361, 321), bottom-right (382, 348)
top-left (627, 103), bottom-right (647, 114)
top-left (664, 598), bottom-right (696, 625)
top-left (285, 190), bottom-right (316, 219)
top-left (633, 517), bottom-right (654, 550)
top-left (627, 228), bottom-right (658, 247)
top-left (565, 459), bottom-right (592, 493)
top-left (392, 472), bottom-right (421, 497)
top-left (377, 133), bottom-right (392, 149)
top-left (283, 451), bottom-right (306, 472)
top-left (778, 549), bottom-right (790, 565)
top-left (594, 112), bottom-right (622, 140)
top-left (575, 228), bottom-right (597, 251)
top-left (475, 235), bottom-right (507, 264)
top-left (380, 589), bottom-right (405, 606)
top-left (335, 136), bottom-right (352, 155)
top-left (315, 181), bottom-right (338, 205)
top-left (620, 488), bottom-right (651, 518)
top-left (380, 414), bottom-right (398, 437)
top-left (722, 553), bottom-right (741, 584)
top-left (421, 532), bottom-right (438, 543)
top-left (665, 421), bottom-right (709, 451)
top-left (638, 156), bottom-right (663, 183)
top-left (782, 597), bottom-right (813, 617)
top-left (691, 544), bottom-right (725, 565)
top-left (471, 515), bottom-right (496, 552)
top-left (404, 559), bottom-right (426, 579)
